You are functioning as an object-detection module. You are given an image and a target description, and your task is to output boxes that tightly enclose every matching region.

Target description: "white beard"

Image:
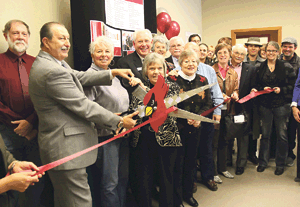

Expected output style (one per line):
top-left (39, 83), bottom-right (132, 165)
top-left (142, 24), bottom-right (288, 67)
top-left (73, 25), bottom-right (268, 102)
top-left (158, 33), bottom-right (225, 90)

top-left (7, 35), bottom-right (28, 53)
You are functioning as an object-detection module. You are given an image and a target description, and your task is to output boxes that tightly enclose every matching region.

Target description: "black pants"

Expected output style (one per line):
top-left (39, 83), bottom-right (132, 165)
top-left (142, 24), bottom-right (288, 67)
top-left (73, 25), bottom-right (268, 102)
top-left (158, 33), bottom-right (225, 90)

top-left (198, 120), bottom-right (215, 181)
top-left (296, 106), bottom-right (300, 178)
top-left (179, 126), bottom-right (201, 199)
top-left (129, 127), bottom-right (180, 207)
top-left (213, 110), bottom-right (229, 175)
top-left (258, 104), bottom-right (290, 167)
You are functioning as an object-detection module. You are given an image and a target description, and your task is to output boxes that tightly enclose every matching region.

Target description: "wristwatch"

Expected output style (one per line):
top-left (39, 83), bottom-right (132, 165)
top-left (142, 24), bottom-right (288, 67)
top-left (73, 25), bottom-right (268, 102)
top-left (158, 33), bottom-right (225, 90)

top-left (117, 118), bottom-right (124, 128)
top-left (8, 161), bottom-right (18, 174)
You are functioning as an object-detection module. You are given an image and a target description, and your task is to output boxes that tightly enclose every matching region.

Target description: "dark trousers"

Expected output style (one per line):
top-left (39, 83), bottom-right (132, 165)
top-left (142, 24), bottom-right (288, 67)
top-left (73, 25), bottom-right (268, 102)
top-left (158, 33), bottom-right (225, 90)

top-left (227, 139), bottom-right (234, 165)
top-left (179, 126), bottom-right (201, 199)
top-left (198, 120), bottom-right (215, 181)
top-left (248, 134), bottom-right (257, 157)
top-left (296, 107), bottom-right (300, 178)
top-left (287, 112), bottom-right (297, 159)
top-left (129, 128), bottom-right (179, 207)
top-left (269, 111), bottom-right (297, 159)
top-left (236, 134), bottom-right (249, 167)
top-left (212, 111), bottom-right (228, 175)
top-left (258, 104), bottom-right (290, 167)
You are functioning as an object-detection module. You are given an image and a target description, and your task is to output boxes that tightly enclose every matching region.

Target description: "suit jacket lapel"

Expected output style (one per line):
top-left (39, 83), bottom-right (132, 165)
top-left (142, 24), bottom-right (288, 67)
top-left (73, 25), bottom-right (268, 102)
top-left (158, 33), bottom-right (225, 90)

top-left (129, 52), bottom-right (143, 79)
top-left (240, 64), bottom-right (248, 92)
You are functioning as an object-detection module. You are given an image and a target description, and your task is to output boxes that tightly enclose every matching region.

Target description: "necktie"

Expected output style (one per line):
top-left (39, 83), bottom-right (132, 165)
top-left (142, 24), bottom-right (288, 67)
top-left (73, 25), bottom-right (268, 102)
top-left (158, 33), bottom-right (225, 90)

top-left (18, 57), bottom-right (31, 108)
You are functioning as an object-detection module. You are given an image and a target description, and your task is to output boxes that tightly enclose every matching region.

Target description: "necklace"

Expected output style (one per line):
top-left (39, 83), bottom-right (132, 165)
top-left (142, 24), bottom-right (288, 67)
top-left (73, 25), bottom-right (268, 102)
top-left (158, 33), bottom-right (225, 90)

top-left (268, 64), bottom-right (275, 71)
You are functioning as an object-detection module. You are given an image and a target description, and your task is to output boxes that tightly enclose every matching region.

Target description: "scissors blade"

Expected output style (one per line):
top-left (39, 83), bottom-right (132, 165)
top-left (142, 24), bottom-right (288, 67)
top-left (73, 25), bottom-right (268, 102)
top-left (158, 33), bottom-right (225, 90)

top-left (168, 108), bottom-right (219, 124)
top-left (132, 85), bottom-right (147, 101)
top-left (164, 82), bottom-right (217, 108)
top-left (136, 105), bottom-right (146, 118)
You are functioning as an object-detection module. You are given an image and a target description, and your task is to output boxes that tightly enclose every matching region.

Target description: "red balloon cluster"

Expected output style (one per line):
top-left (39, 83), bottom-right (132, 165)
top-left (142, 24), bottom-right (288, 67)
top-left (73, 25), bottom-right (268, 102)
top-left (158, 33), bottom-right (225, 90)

top-left (156, 12), bottom-right (180, 40)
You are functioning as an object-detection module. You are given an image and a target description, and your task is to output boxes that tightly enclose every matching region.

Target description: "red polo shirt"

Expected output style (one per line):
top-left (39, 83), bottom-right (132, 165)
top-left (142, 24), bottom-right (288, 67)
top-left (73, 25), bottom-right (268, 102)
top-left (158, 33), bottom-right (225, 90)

top-left (0, 49), bottom-right (37, 128)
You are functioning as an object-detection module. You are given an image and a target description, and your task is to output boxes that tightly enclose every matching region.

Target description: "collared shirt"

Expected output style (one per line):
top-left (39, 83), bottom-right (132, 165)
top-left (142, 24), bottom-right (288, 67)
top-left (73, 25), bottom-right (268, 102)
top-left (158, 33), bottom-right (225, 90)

top-left (218, 63), bottom-right (229, 79)
top-left (172, 56), bottom-right (180, 68)
top-left (229, 60), bottom-right (242, 87)
top-left (175, 63), bottom-right (224, 115)
top-left (0, 49), bottom-right (37, 127)
top-left (136, 53), bottom-right (145, 63)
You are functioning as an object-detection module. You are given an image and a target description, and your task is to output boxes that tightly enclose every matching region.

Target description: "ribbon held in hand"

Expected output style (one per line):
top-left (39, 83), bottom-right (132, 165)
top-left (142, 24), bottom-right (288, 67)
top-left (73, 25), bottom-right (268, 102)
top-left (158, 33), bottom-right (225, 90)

top-left (201, 97), bottom-right (231, 117)
top-left (237, 88), bottom-right (275, 104)
top-left (8, 106), bottom-right (178, 176)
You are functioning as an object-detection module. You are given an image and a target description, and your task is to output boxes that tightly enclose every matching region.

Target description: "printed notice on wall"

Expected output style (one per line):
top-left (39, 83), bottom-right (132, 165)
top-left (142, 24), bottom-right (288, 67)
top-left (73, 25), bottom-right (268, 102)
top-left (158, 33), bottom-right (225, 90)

top-left (105, 0), bottom-right (144, 30)
top-left (90, 20), bottom-right (122, 56)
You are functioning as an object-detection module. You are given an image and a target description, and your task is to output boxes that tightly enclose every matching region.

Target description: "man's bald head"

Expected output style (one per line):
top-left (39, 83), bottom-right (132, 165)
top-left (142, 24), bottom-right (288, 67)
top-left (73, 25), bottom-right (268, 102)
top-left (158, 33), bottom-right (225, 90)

top-left (184, 42), bottom-right (200, 59)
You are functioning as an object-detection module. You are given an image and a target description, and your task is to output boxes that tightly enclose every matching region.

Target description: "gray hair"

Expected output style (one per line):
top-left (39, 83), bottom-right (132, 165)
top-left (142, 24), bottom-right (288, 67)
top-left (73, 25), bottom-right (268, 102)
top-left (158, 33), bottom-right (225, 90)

top-left (151, 35), bottom-right (169, 52)
top-left (178, 49), bottom-right (200, 66)
top-left (169, 36), bottom-right (184, 46)
top-left (142, 53), bottom-right (167, 82)
top-left (266, 41), bottom-right (280, 52)
top-left (3, 19), bottom-right (30, 35)
top-left (133, 29), bottom-right (152, 42)
top-left (232, 44), bottom-right (247, 54)
top-left (40, 22), bottom-right (64, 48)
top-left (89, 36), bottom-right (114, 57)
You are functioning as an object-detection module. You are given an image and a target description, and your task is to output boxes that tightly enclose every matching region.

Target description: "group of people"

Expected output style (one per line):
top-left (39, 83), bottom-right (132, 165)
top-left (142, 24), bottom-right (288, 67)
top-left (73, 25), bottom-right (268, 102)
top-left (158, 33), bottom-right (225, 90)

top-left (0, 19), bottom-right (300, 207)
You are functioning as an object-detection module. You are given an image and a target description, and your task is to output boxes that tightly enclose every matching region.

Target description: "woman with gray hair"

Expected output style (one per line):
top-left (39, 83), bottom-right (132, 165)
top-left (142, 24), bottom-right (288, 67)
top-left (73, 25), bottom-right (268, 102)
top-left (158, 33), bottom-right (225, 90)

top-left (151, 35), bottom-right (175, 73)
top-left (84, 36), bottom-right (137, 207)
top-left (129, 52), bottom-right (183, 207)
top-left (168, 49), bottom-right (213, 207)
top-left (252, 41), bottom-right (296, 175)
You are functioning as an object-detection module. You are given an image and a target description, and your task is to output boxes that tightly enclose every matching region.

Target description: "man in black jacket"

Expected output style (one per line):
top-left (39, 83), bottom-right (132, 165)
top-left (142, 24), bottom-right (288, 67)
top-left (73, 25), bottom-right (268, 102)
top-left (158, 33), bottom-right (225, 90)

top-left (230, 44), bottom-right (256, 175)
top-left (279, 37), bottom-right (300, 167)
top-left (116, 29), bottom-right (153, 93)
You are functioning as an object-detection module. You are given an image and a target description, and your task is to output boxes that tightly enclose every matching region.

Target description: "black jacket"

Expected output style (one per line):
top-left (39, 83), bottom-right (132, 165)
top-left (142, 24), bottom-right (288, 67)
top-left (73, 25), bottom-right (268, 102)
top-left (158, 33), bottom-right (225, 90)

top-left (235, 63), bottom-right (257, 114)
top-left (115, 51), bottom-right (143, 93)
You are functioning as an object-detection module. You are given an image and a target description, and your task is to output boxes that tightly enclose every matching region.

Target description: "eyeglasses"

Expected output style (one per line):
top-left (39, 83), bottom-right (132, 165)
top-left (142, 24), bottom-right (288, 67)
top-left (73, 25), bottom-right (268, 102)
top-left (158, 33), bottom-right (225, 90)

top-left (266, 50), bottom-right (278, 53)
top-left (182, 60), bottom-right (197, 64)
top-left (170, 44), bottom-right (182, 48)
top-left (233, 51), bottom-right (246, 56)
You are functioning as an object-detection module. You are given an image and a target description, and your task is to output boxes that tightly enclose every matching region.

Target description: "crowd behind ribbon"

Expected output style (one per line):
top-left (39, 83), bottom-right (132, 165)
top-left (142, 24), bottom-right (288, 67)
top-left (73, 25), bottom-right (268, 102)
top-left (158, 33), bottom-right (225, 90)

top-left (0, 19), bottom-right (300, 207)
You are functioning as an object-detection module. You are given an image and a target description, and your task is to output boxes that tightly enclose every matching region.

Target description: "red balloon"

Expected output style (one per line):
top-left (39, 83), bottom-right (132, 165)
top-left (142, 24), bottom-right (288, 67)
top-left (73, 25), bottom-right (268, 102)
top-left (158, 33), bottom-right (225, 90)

top-left (156, 12), bottom-right (171, 33)
top-left (165, 21), bottom-right (180, 40)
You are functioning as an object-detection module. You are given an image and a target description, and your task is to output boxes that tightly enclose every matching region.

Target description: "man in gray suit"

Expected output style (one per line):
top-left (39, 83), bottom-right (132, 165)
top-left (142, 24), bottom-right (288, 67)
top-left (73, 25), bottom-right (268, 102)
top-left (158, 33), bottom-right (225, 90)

top-left (29, 22), bottom-right (138, 207)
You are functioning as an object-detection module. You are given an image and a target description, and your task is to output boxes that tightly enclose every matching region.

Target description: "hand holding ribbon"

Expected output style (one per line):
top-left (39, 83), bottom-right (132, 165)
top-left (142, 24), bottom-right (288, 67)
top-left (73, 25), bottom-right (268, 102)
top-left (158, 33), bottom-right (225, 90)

top-left (237, 88), bottom-right (275, 104)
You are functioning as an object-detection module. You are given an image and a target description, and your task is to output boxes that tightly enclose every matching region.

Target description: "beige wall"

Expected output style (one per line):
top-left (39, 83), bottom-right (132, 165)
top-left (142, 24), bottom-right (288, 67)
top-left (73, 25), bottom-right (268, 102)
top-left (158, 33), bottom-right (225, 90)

top-left (157, 0), bottom-right (202, 43)
top-left (202, 0), bottom-right (300, 54)
top-left (0, 0), bottom-right (73, 67)
top-left (0, 0), bottom-right (201, 67)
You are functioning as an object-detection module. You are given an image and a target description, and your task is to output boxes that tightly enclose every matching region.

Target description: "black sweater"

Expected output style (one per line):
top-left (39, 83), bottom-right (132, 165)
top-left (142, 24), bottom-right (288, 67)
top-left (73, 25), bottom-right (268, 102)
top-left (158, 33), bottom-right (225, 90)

top-left (254, 59), bottom-right (296, 108)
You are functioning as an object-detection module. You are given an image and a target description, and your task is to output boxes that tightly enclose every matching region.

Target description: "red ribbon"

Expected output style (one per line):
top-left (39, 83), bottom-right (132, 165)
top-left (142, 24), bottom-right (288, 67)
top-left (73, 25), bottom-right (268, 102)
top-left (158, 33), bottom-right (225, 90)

top-left (6, 106), bottom-right (178, 176)
top-left (201, 89), bottom-right (275, 116)
top-left (201, 97), bottom-right (231, 117)
top-left (237, 88), bottom-right (275, 104)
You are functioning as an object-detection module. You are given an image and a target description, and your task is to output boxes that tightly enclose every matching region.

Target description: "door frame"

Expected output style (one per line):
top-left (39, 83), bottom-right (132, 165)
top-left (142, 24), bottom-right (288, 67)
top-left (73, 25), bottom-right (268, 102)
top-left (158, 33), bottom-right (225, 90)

top-left (231, 26), bottom-right (282, 45)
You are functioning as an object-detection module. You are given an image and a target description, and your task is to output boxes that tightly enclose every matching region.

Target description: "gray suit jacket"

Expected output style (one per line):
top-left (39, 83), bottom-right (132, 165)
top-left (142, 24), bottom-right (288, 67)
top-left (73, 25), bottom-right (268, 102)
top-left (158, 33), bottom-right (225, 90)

top-left (29, 51), bottom-right (120, 170)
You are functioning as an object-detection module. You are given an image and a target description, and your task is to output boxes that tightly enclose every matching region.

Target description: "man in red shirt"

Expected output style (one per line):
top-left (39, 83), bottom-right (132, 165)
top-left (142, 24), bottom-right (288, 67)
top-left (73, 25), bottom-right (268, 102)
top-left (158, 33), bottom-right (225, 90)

top-left (0, 20), bottom-right (44, 207)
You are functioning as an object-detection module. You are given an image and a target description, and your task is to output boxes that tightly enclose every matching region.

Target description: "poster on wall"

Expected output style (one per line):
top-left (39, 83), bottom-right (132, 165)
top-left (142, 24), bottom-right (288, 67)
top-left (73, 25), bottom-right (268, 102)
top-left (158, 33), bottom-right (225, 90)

top-left (105, 0), bottom-right (144, 30)
top-left (90, 20), bottom-right (122, 56)
top-left (121, 31), bottom-right (135, 56)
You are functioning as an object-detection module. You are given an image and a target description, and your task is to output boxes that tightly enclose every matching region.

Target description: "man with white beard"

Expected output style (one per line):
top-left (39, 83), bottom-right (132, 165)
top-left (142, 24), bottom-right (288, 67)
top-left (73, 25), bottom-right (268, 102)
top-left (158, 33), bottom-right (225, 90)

top-left (0, 20), bottom-right (44, 207)
top-left (166, 36), bottom-right (185, 68)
